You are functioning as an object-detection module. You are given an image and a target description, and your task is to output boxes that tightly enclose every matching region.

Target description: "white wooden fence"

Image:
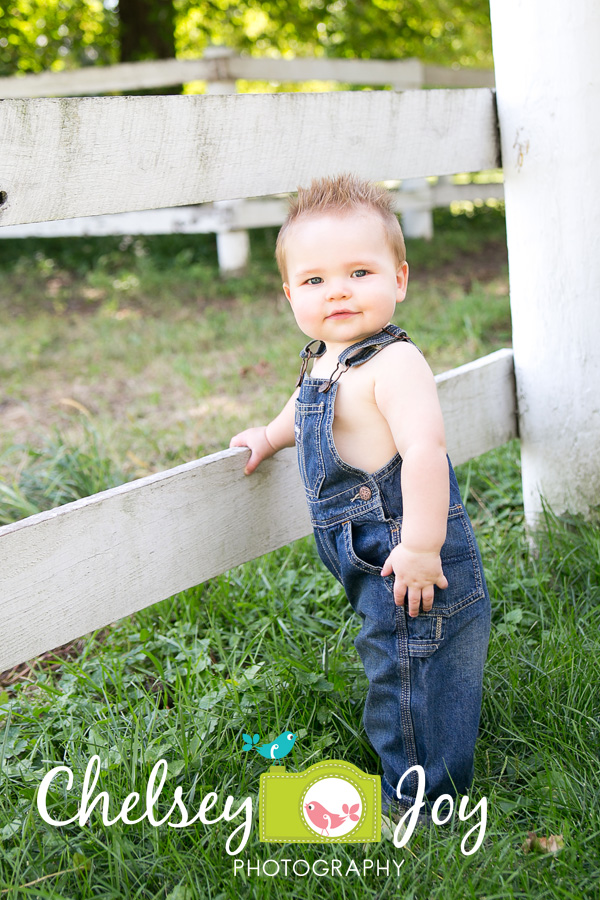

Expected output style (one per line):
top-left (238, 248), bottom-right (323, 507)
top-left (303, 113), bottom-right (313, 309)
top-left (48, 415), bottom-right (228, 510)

top-left (0, 180), bottom-right (505, 238)
top-left (0, 50), bottom-right (499, 267)
top-left (3, 1), bottom-right (597, 675)
top-left (0, 87), bottom-right (515, 674)
top-left (0, 352), bottom-right (516, 674)
top-left (0, 53), bottom-right (495, 98)
top-left (0, 91), bottom-right (499, 223)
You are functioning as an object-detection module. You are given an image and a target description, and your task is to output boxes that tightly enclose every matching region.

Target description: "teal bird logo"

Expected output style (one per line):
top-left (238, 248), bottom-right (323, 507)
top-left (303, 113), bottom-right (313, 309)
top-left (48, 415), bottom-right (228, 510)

top-left (242, 731), bottom-right (296, 761)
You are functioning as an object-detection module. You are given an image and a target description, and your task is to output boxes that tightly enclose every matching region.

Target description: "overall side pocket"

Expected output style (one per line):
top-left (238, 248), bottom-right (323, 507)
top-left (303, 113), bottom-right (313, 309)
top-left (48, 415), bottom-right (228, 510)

top-left (392, 505), bottom-right (488, 657)
top-left (295, 401), bottom-right (326, 498)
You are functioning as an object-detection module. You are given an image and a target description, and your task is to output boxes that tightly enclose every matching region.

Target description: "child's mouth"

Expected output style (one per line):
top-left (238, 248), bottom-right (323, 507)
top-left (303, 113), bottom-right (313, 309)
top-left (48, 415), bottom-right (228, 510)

top-left (327, 311), bottom-right (356, 319)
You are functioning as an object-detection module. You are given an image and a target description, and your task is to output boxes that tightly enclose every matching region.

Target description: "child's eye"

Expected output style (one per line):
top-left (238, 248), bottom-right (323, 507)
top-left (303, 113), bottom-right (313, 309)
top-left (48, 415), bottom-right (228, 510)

top-left (305, 276), bottom-right (322, 285)
top-left (352, 269), bottom-right (368, 277)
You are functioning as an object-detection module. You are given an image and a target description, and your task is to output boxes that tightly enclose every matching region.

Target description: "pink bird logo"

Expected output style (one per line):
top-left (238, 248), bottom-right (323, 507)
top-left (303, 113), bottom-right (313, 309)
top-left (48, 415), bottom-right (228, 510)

top-left (304, 800), bottom-right (361, 835)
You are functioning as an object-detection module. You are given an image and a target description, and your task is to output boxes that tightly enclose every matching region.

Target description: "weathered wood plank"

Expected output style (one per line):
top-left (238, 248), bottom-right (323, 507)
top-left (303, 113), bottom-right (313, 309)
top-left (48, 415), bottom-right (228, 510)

top-left (0, 203), bottom-right (233, 238)
top-left (429, 179), bottom-right (504, 207)
top-left (0, 56), bottom-right (494, 98)
top-left (0, 182), bottom-right (505, 239)
top-left (0, 58), bottom-right (215, 98)
top-left (230, 56), bottom-right (426, 87)
top-left (436, 348), bottom-right (517, 464)
top-left (422, 64), bottom-right (495, 89)
top-left (236, 58), bottom-right (494, 89)
top-left (0, 448), bottom-right (312, 674)
top-left (0, 350), bottom-right (515, 673)
top-left (0, 90), bottom-right (500, 226)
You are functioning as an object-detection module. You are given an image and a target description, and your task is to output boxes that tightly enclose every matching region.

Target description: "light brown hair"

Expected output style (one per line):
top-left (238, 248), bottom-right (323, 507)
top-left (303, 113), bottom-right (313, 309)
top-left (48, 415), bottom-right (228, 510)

top-left (275, 173), bottom-right (406, 282)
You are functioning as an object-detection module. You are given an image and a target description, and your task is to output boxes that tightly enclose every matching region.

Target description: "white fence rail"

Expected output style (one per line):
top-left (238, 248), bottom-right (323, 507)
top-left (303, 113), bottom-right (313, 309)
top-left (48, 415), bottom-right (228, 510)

top-left (0, 91), bottom-right (499, 227)
top-left (0, 180), bottom-right (505, 240)
top-left (0, 350), bottom-right (516, 674)
top-left (0, 52), bottom-right (497, 264)
top-left (0, 55), bottom-right (494, 99)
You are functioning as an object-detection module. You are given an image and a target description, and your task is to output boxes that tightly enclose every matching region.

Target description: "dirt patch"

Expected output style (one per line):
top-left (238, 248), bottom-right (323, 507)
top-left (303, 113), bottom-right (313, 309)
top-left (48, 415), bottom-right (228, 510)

top-left (410, 240), bottom-right (508, 293)
top-left (0, 628), bottom-right (113, 692)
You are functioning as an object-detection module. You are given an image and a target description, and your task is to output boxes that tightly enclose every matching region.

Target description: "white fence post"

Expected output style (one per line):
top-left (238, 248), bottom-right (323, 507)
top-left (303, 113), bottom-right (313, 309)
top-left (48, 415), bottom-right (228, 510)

top-left (204, 45), bottom-right (251, 275)
top-left (490, 0), bottom-right (600, 524)
top-left (400, 177), bottom-right (434, 240)
top-left (393, 65), bottom-right (434, 240)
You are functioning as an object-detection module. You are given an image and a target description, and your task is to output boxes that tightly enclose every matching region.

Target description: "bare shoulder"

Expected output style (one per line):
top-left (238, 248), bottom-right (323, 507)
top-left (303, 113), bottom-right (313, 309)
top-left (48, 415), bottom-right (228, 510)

top-left (371, 339), bottom-right (436, 387)
top-left (372, 339), bottom-right (444, 444)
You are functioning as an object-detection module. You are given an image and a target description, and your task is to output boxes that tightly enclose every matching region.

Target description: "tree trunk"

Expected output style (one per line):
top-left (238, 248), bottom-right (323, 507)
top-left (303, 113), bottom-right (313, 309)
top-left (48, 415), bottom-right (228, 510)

top-left (118, 0), bottom-right (180, 94)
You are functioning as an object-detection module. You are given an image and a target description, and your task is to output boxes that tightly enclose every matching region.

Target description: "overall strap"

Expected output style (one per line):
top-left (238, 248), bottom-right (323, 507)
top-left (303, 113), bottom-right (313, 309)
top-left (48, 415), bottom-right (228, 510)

top-left (296, 339), bottom-right (327, 387)
top-left (338, 324), bottom-right (411, 369)
top-left (296, 324), bottom-right (412, 392)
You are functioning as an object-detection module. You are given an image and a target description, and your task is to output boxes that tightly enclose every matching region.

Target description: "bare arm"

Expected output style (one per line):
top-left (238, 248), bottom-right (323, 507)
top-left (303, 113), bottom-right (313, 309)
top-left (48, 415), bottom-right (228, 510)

top-left (229, 387), bottom-right (299, 474)
top-left (374, 343), bottom-right (449, 617)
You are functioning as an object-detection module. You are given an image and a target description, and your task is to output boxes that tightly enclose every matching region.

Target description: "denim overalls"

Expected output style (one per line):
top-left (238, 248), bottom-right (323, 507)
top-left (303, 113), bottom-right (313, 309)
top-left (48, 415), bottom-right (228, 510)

top-left (295, 324), bottom-right (491, 814)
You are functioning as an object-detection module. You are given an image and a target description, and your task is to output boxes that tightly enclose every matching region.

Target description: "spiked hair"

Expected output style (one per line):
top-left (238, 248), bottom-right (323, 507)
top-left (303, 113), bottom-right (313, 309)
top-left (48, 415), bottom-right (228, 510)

top-left (275, 173), bottom-right (406, 281)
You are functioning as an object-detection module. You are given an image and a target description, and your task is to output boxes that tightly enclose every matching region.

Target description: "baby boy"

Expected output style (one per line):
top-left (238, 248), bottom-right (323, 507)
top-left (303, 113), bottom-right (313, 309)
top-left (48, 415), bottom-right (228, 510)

top-left (230, 174), bottom-right (491, 821)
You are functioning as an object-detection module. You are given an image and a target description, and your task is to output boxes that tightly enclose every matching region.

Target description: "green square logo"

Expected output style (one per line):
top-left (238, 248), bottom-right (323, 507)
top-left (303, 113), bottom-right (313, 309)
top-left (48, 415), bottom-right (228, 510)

top-left (259, 759), bottom-right (381, 844)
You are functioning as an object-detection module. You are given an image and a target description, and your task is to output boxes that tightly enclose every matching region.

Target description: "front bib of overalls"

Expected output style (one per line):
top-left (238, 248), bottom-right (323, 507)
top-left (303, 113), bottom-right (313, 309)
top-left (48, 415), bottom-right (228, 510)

top-left (294, 323), bottom-right (491, 813)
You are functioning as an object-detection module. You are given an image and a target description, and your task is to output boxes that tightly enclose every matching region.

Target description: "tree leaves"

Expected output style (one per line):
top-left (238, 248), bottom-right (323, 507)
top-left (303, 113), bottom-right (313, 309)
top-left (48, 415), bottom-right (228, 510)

top-left (0, 0), bottom-right (493, 80)
top-left (0, 0), bottom-right (119, 77)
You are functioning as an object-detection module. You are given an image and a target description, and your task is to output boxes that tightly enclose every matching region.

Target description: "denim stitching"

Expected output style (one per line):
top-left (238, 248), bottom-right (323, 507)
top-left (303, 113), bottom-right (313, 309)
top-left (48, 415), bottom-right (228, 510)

top-left (295, 327), bottom-right (489, 804)
top-left (315, 529), bottom-right (343, 583)
top-left (407, 642), bottom-right (441, 657)
top-left (315, 509), bottom-right (485, 615)
top-left (340, 522), bottom-right (395, 595)
top-left (296, 401), bottom-right (326, 499)
top-left (394, 606), bottom-right (420, 777)
top-left (308, 500), bottom-right (383, 527)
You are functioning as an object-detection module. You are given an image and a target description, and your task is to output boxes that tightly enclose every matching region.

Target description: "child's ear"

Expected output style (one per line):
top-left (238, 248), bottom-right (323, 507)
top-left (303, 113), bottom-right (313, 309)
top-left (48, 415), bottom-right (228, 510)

top-left (395, 261), bottom-right (409, 304)
top-left (283, 283), bottom-right (292, 303)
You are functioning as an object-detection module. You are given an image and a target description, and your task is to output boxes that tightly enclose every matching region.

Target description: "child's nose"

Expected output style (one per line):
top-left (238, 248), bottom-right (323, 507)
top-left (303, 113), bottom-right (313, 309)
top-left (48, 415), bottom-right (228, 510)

top-left (325, 278), bottom-right (351, 300)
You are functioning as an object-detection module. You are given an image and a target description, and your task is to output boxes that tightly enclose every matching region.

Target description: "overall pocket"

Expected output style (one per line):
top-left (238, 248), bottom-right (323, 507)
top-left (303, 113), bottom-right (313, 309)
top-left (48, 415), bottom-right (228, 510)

top-left (393, 504), bottom-right (488, 657)
top-left (295, 401), bottom-right (326, 498)
top-left (436, 504), bottom-right (486, 615)
top-left (341, 519), bottom-right (396, 599)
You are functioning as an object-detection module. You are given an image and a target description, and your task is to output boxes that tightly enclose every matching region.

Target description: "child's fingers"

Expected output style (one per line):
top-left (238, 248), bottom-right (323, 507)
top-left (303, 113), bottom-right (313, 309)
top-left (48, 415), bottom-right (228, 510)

top-left (407, 586), bottom-right (423, 617)
top-left (436, 572), bottom-right (449, 590)
top-left (421, 584), bottom-right (435, 612)
top-left (393, 577), bottom-right (407, 607)
top-left (244, 451), bottom-right (261, 475)
top-left (229, 437), bottom-right (254, 474)
top-left (381, 557), bottom-right (393, 577)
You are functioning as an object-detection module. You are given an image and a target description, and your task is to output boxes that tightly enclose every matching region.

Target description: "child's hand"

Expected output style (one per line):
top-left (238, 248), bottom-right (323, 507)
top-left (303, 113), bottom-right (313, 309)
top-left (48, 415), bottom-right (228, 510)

top-left (381, 544), bottom-right (448, 617)
top-left (229, 426), bottom-right (277, 475)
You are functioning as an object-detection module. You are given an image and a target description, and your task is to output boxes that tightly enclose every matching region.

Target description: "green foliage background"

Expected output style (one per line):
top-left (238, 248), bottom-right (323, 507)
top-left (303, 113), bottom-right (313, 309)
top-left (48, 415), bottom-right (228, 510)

top-left (0, 0), bottom-right (493, 78)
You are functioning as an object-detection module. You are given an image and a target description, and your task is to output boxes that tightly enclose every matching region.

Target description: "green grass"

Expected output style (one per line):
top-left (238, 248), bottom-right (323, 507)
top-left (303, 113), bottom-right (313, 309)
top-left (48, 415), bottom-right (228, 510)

top-left (0, 206), bottom-right (510, 476)
top-left (0, 443), bottom-right (599, 898)
top-left (1, 206), bottom-right (598, 897)
top-left (0, 425), bottom-right (127, 523)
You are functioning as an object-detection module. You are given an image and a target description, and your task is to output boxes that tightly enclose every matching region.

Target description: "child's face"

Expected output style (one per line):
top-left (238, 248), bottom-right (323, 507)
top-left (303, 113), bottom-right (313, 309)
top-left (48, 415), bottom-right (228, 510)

top-left (282, 210), bottom-right (408, 353)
